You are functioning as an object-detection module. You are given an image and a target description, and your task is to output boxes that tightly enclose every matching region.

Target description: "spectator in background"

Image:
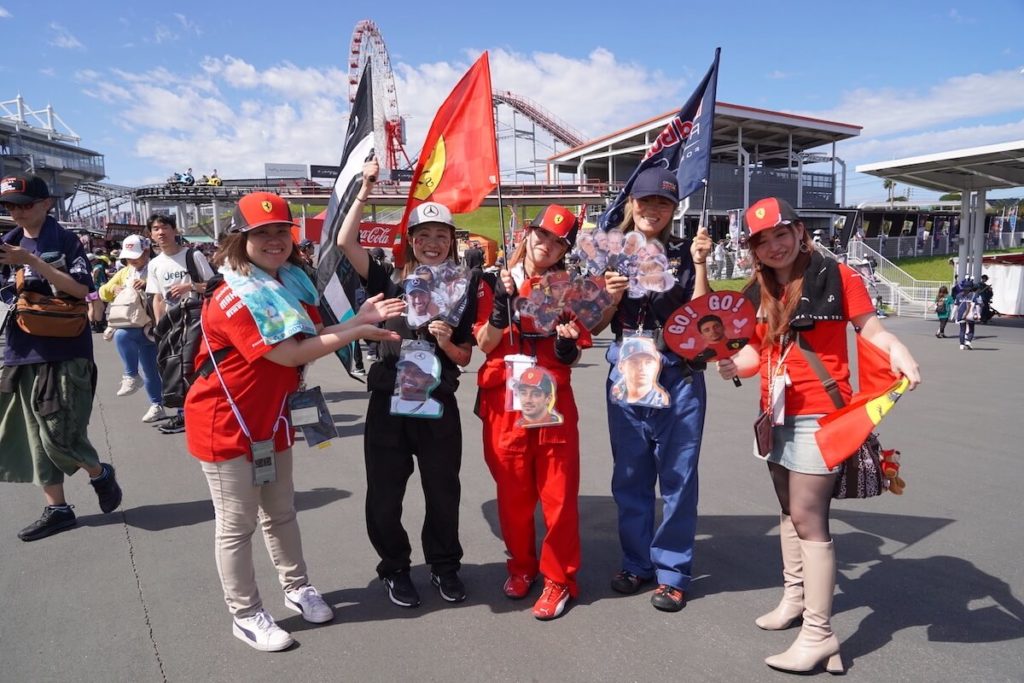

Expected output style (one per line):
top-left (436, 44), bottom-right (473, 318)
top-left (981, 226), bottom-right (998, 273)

top-left (463, 240), bottom-right (485, 272)
top-left (297, 239), bottom-right (316, 280)
top-left (0, 173), bottom-right (123, 542)
top-left (145, 213), bottom-right (215, 434)
top-left (933, 285), bottom-right (953, 338)
top-left (98, 234), bottom-right (166, 423)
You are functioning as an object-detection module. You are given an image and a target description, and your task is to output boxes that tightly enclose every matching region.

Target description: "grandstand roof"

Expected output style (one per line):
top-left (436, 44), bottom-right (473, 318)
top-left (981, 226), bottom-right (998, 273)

top-left (856, 140), bottom-right (1024, 193)
top-left (549, 101), bottom-right (861, 172)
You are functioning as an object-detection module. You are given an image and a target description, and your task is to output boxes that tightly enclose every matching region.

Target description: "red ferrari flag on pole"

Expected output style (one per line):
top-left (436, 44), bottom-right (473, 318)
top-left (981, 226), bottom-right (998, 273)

top-left (815, 335), bottom-right (911, 468)
top-left (396, 52), bottom-right (499, 265)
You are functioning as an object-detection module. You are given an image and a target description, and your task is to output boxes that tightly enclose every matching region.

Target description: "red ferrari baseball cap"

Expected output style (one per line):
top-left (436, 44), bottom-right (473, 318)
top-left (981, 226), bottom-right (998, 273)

top-left (517, 366), bottom-right (554, 394)
top-left (744, 197), bottom-right (801, 236)
top-left (530, 204), bottom-right (579, 247)
top-left (229, 192), bottom-right (299, 233)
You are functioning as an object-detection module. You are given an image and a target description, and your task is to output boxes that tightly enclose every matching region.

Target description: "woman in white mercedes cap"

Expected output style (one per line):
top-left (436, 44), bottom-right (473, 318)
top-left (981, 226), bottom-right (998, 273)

top-left (336, 156), bottom-right (479, 610)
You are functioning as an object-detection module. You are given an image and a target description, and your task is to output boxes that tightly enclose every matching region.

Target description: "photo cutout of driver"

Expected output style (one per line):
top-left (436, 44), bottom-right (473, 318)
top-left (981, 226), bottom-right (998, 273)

top-left (514, 366), bottom-right (563, 428)
top-left (610, 336), bottom-right (670, 408)
top-left (404, 277), bottom-right (441, 329)
top-left (693, 314), bottom-right (750, 362)
top-left (390, 349), bottom-right (443, 418)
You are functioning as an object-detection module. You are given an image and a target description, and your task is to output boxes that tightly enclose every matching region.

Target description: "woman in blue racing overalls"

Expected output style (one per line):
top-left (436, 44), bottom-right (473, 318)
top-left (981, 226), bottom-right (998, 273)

top-left (593, 167), bottom-right (712, 612)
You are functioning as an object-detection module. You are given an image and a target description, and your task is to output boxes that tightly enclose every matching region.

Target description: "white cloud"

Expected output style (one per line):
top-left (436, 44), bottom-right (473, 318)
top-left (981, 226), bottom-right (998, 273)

top-left (39, 67), bottom-right (56, 77)
top-left (387, 47), bottom-right (681, 153)
top-left (174, 13), bottom-right (201, 36)
top-left (152, 24), bottom-right (176, 44)
top-left (49, 22), bottom-right (84, 50)
top-left (766, 70), bottom-right (791, 80)
top-left (803, 69), bottom-right (1024, 138)
top-left (90, 59), bottom-right (351, 178)
top-left (0, 6), bottom-right (11, 19)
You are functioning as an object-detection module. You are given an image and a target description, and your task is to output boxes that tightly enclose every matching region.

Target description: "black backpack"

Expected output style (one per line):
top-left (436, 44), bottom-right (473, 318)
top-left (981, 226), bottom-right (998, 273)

top-left (154, 250), bottom-right (215, 408)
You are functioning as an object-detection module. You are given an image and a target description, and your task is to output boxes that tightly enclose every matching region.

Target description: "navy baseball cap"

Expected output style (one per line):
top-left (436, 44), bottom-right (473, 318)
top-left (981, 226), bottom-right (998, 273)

top-left (631, 167), bottom-right (679, 203)
top-left (1, 174), bottom-right (50, 205)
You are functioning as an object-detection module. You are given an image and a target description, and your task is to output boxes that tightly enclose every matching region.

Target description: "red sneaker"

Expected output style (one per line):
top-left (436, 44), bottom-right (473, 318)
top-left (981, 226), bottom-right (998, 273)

top-left (503, 573), bottom-right (535, 600)
top-left (532, 579), bottom-right (570, 620)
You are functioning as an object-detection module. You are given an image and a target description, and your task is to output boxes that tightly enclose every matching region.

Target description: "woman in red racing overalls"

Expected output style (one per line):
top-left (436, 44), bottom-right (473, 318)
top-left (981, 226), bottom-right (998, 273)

top-left (474, 205), bottom-right (590, 621)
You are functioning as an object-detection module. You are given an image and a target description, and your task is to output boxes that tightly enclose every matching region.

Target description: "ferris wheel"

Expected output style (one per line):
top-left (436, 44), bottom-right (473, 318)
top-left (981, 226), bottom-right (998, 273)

top-left (348, 20), bottom-right (411, 180)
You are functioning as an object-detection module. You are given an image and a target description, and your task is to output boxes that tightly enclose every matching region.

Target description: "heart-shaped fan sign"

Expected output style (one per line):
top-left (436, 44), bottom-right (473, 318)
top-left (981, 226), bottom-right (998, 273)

top-left (662, 291), bottom-right (756, 386)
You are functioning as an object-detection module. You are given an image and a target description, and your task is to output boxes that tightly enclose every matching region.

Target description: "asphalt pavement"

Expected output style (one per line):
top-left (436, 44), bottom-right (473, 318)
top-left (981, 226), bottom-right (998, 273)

top-left (1, 315), bottom-right (1022, 682)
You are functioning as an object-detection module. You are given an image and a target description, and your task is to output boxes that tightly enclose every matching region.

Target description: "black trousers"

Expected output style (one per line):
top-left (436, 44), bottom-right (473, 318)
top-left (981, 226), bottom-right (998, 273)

top-left (364, 391), bottom-right (463, 578)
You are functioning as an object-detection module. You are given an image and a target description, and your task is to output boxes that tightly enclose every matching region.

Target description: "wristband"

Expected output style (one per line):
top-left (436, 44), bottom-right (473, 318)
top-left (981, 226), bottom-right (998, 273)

top-left (554, 335), bottom-right (579, 364)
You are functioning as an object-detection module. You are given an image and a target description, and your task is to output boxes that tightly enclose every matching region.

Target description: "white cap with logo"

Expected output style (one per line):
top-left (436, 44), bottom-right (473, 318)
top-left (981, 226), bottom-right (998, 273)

top-left (120, 234), bottom-right (151, 260)
top-left (408, 202), bottom-right (455, 231)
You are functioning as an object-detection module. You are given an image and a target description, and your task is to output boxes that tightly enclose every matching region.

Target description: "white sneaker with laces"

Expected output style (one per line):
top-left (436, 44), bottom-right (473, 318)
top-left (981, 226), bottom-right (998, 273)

top-left (116, 375), bottom-right (142, 397)
top-left (232, 609), bottom-right (294, 652)
top-left (284, 584), bottom-right (334, 623)
top-left (142, 404), bottom-right (167, 423)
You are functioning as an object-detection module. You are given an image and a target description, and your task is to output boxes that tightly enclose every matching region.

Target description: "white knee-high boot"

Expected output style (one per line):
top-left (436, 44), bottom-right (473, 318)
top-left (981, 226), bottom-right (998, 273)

top-left (764, 539), bottom-right (843, 674)
top-left (756, 514), bottom-right (803, 630)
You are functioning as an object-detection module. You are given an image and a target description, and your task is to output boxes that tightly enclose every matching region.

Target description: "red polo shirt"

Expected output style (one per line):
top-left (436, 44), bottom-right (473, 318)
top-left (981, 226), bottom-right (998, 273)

top-left (185, 284), bottom-right (322, 462)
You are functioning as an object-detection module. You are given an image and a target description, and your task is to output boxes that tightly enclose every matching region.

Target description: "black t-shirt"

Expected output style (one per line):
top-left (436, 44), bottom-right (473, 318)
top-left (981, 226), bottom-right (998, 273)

top-left (363, 258), bottom-right (478, 397)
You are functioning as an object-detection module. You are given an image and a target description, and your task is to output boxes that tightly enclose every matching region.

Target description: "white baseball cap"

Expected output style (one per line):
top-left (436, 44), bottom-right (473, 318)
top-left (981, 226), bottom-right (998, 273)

top-left (120, 234), bottom-right (151, 259)
top-left (397, 350), bottom-right (437, 375)
top-left (407, 202), bottom-right (455, 231)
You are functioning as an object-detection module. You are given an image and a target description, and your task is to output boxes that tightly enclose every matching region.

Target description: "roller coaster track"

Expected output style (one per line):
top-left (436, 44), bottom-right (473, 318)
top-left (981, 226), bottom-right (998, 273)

top-left (492, 91), bottom-right (584, 148)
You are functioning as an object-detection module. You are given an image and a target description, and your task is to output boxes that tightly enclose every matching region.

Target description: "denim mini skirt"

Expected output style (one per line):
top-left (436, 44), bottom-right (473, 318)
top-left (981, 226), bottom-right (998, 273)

top-left (755, 414), bottom-right (840, 475)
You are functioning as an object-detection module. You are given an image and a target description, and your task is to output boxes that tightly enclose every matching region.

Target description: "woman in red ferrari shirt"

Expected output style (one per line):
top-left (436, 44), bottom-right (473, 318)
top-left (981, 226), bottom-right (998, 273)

top-left (185, 192), bottom-right (402, 653)
top-left (717, 198), bottom-right (920, 675)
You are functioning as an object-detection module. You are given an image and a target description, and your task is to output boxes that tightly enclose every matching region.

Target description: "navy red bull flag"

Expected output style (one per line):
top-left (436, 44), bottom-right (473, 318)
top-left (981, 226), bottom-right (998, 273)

top-left (314, 63), bottom-right (374, 374)
top-left (599, 48), bottom-right (721, 231)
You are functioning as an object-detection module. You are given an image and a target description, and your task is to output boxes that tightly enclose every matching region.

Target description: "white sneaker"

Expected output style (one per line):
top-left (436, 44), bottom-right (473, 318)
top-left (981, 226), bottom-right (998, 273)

top-left (284, 584), bottom-right (334, 624)
top-left (116, 375), bottom-right (142, 397)
top-left (141, 404), bottom-right (167, 423)
top-left (232, 609), bottom-right (294, 652)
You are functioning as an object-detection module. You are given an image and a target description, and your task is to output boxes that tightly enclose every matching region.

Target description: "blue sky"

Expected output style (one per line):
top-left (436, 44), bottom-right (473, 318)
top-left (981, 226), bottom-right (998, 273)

top-left (2, 1), bottom-right (1023, 204)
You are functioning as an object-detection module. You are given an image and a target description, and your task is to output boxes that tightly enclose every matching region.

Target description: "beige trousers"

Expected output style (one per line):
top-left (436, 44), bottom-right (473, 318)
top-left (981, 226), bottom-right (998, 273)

top-left (200, 449), bottom-right (308, 618)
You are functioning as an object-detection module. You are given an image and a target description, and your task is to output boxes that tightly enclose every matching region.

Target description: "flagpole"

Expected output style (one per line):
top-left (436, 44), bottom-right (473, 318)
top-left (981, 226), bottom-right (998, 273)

top-left (494, 163), bottom-right (515, 345)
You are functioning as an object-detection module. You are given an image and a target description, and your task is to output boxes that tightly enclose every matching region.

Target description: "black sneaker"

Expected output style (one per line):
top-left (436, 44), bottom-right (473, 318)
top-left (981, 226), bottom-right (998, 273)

top-left (90, 463), bottom-right (123, 513)
top-left (18, 505), bottom-right (77, 542)
top-left (158, 415), bottom-right (185, 434)
top-left (651, 584), bottom-right (686, 612)
top-left (382, 570), bottom-right (420, 608)
top-left (611, 570), bottom-right (651, 595)
top-left (430, 571), bottom-right (467, 603)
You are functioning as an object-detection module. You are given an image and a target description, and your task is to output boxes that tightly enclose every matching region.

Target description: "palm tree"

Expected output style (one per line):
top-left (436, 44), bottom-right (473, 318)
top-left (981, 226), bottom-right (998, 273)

top-left (883, 179), bottom-right (896, 207)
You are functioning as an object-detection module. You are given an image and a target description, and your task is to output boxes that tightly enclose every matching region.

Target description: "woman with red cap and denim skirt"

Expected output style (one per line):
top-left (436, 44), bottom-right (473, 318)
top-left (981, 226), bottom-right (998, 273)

top-left (474, 204), bottom-right (591, 620)
top-left (716, 197), bottom-right (920, 674)
top-left (591, 166), bottom-right (713, 613)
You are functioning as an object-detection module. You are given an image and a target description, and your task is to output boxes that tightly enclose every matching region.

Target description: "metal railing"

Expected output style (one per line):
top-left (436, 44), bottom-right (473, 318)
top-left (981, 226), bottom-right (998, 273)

top-left (845, 241), bottom-right (947, 317)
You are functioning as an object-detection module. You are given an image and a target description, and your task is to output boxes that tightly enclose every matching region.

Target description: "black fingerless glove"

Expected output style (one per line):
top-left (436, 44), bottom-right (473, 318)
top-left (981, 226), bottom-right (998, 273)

top-left (554, 334), bottom-right (580, 365)
top-left (489, 284), bottom-right (513, 329)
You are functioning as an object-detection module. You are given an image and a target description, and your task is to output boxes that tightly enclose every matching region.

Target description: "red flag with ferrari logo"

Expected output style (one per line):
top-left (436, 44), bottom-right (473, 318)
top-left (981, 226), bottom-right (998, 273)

top-left (814, 335), bottom-right (910, 468)
top-left (396, 52), bottom-right (499, 265)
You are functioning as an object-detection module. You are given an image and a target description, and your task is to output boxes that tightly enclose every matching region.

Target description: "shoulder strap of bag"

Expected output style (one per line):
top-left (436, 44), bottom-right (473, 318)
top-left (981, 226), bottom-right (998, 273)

top-left (796, 333), bottom-right (846, 410)
top-left (184, 247), bottom-right (205, 284)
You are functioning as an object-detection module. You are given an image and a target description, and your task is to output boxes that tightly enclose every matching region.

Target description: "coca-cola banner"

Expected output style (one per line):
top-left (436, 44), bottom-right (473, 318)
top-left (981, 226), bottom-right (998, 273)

top-left (359, 222), bottom-right (399, 248)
